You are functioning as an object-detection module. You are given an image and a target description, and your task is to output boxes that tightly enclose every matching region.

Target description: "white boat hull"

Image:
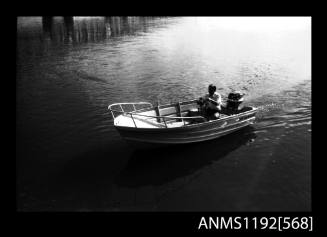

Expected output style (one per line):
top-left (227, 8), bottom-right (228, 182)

top-left (115, 111), bottom-right (256, 144)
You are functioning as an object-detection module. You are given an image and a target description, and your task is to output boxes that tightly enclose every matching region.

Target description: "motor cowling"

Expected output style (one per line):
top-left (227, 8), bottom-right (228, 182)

top-left (226, 91), bottom-right (244, 113)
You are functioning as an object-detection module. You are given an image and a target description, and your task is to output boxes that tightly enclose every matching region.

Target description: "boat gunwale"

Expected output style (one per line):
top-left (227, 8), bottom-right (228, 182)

top-left (114, 106), bottom-right (258, 131)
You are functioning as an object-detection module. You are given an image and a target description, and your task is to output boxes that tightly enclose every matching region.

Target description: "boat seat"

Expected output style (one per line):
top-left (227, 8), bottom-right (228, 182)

top-left (166, 121), bottom-right (190, 128)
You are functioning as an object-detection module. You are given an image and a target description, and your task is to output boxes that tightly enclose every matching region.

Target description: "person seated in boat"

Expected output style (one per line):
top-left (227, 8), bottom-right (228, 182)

top-left (198, 84), bottom-right (222, 120)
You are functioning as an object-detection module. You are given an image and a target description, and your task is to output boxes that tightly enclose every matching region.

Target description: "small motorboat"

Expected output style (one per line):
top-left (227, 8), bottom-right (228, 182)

top-left (108, 92), bottom-right (257, 144)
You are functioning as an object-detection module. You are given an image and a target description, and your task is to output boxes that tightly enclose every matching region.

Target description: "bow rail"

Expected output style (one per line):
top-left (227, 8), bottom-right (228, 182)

top-left (108, 102), bottom-right (153, 118)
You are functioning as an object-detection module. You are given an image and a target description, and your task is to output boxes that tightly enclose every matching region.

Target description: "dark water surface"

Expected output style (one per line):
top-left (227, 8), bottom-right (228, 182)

top-left (16, 17), bottom-right (311, 211)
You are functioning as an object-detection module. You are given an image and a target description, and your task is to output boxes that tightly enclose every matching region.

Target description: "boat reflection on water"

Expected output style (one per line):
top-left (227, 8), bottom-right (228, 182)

top-left (115, 126), bottom-right (257, 188)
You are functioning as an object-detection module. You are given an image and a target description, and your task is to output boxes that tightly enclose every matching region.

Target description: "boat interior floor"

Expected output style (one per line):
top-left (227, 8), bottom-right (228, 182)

top-left (114, 114), bottom-right (192, 128)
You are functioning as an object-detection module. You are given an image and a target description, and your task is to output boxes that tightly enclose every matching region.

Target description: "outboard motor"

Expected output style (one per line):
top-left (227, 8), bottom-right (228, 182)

top-left (226, 91), bottom-right (244, 114)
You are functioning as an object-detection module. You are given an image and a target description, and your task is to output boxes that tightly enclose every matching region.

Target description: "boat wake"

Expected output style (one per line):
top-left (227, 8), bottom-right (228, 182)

top-left (252, 80), bottom-right (311, 132)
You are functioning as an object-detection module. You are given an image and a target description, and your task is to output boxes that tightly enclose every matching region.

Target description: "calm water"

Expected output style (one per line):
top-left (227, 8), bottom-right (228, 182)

top-left (16, 17), bottom-right (311, 211)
